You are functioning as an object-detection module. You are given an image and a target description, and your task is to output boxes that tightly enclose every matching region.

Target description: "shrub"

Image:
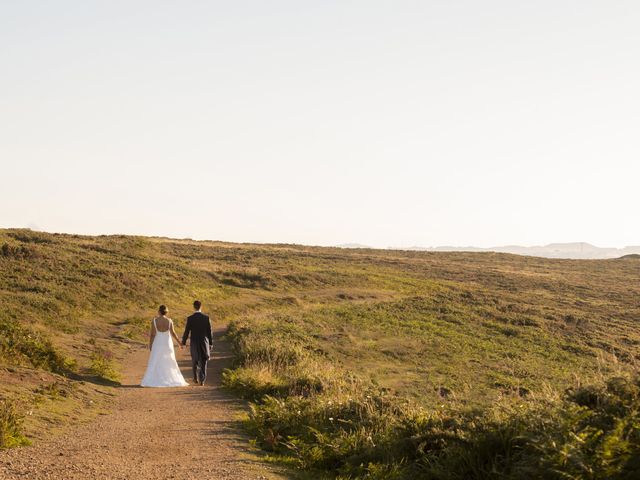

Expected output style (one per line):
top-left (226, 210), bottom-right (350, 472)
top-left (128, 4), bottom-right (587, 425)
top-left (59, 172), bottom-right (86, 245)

top-left (537, 376), bottom-right (640, 479)
top-left (0, 243), bottom-right (37, 259)
top-left (223, 367), bottom-right (291, 400)
top-left (0, 400), bottom-right (30, 448)
top-left (6, 230), bottom-right (53, 244)
top-left (89, 348), bottom-right (120, 382)
top-left (0, 317), bottom-right (68, 372)
top-left (219, 269), bottom-right (275, 289)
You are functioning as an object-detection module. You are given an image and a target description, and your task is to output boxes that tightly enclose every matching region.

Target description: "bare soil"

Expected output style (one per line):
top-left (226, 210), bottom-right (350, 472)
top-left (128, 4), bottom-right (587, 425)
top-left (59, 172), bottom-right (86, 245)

top-left (0, 327), bottom-right (289, 480)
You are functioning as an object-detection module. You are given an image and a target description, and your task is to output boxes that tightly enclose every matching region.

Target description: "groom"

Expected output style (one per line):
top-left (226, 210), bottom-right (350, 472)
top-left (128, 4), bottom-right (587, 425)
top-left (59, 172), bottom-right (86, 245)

top-left (181, 300), bottom-right (213, 386)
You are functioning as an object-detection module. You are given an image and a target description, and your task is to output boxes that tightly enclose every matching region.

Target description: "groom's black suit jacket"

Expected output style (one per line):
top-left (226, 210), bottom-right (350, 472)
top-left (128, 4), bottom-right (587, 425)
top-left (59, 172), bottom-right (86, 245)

top-left (182, 312), bottom-right (213, 359)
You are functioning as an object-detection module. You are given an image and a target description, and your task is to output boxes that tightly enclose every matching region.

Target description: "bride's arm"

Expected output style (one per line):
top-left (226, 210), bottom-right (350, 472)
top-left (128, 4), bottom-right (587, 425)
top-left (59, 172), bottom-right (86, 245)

top-left (148, 319), bottom-right (156, 350)
top-left (169, 320), bottom-right (183, 349)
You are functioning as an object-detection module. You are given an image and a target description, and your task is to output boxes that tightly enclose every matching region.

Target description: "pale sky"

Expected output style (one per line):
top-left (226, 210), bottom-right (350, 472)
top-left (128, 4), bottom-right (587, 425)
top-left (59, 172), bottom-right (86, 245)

top-left (1, 1), bottom-right (639, 248)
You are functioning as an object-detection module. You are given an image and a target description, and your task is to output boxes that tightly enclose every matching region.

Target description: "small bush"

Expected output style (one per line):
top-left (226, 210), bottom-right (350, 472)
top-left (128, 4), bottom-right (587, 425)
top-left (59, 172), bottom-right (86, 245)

top-left (6, 230), bottom-right (53, 244)
top-left (219, 269), bottom-right (275, 290)
top-left (0, 317), bottom-right (68, 372)
top-left (223, 367), bottom-right (291, 400)
top-left (537, 376), bottom-right (640, 479)
top-left (89, 348), bottom-right (120, 382)
top-left (0, 243), bottom-right (37, 259)
top-left (0, 400), bottom-right (30, 448)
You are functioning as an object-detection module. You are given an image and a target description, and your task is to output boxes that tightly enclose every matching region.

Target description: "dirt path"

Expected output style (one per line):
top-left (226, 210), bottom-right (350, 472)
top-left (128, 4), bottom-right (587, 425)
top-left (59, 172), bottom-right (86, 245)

top-left (0, 327), bottom-right (290, 480)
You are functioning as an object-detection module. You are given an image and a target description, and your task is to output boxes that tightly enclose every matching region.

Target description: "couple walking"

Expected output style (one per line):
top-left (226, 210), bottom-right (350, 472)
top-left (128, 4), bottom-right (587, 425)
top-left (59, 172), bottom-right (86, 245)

top-left (140, 300), bottom-right (212, 387)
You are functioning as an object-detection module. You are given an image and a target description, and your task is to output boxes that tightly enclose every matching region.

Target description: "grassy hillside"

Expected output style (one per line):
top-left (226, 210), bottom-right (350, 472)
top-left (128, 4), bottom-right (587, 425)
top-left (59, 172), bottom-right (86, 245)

top-left (0, 229), bottom-right (639, 477)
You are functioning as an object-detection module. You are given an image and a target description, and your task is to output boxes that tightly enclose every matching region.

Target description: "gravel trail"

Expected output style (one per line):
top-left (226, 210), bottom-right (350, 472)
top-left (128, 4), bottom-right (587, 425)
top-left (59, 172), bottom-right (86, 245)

top-left (0, 327), bottom-right (288, 480)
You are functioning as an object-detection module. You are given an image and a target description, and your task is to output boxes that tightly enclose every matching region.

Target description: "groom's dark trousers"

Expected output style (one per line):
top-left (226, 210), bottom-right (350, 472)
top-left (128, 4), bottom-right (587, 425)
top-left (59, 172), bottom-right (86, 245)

top-left (181, 311), bottom-right (213, 384)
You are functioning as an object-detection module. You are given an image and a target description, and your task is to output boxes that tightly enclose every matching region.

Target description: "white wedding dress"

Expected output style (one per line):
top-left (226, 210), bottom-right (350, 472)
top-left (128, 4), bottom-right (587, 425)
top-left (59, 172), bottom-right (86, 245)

top-left (141, 318), bottom-right (189, 387)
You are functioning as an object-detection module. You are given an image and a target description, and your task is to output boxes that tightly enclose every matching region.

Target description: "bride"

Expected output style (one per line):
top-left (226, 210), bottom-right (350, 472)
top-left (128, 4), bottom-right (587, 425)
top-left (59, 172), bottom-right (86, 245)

top-left (141, 305), bottom-right (189, 387)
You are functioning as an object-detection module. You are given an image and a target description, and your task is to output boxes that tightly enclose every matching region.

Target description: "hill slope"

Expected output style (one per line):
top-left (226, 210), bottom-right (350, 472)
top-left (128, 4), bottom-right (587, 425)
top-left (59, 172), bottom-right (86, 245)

top-left (1, 229), bottom-right (639, 478)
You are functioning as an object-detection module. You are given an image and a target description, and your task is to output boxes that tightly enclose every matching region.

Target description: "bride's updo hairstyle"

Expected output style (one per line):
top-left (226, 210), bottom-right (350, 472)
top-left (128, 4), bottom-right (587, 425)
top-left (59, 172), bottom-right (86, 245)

top-left (159, 305), bottom-right (168, 316)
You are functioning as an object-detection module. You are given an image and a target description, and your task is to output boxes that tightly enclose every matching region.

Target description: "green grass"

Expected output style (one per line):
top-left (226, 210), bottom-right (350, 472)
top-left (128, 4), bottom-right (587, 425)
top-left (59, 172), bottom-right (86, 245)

top-left (89, 348), bottom-right (121, 383)
top-left (119, 316), bottom-right (151, 341)
top-left (0, 228), bottom-right (639, 476)
top-left (224, 318), bottom-right (640, 479)
top-left (0, 314), bottom-right (69, 373)
top-left (0, 400), bottom-right (30, 448)
top-left (33, 381), bottom-right (75, 402)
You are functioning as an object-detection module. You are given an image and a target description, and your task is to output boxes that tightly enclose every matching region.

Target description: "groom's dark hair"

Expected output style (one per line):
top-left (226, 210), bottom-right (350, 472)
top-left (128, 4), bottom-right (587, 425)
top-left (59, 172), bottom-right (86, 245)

top-left (193, 300), bottom-right (202, 310)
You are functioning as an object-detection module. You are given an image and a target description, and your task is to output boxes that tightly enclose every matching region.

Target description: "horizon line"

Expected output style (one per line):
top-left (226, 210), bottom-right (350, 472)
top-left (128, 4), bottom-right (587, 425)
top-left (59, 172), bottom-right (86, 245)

top-left (1, 226), bottom-right (638, 252)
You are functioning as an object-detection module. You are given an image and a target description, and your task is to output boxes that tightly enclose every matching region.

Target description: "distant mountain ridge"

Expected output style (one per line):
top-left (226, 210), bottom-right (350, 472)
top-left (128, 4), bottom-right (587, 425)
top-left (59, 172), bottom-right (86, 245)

top-left (335, 243), bottom-right (372, 249)
top-left (337, 242), bottom-right (640, 259)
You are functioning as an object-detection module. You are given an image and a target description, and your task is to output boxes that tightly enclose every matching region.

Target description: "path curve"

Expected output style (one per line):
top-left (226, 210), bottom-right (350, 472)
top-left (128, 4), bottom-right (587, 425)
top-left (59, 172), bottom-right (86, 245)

top-left (0, 327), bottom-right (288, 480)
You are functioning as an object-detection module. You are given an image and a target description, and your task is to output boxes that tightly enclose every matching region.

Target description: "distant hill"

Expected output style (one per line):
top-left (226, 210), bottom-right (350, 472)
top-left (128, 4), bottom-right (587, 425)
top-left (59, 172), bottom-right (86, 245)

top-left (335, 243), bottom-right (372, 249)
top-left (398, 242), bottom-right (640, 259)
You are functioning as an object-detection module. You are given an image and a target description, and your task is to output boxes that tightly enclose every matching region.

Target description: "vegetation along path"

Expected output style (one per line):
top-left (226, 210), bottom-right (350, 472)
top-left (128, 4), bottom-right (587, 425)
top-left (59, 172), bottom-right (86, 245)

top-left (0, 326), bottom-right (288, 480)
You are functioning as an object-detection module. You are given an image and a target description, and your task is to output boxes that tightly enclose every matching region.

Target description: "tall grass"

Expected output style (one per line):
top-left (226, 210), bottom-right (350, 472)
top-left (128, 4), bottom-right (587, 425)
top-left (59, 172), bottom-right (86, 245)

top-left (89, 348), bottom-right (120, 383)
top-left (0, 316), bottom-right (68, 373)
top-left (0, 400), bottom-right (30, 449)
top-left (224, 320), bottom-right (640, 479)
